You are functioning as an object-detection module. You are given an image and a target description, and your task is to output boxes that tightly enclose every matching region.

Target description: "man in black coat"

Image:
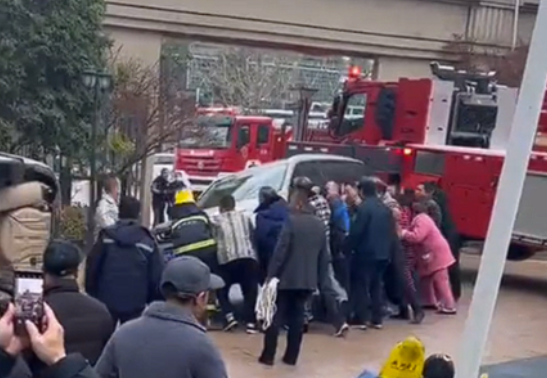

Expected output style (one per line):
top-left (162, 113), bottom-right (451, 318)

top-left (43, 240), bottom-right (114, 365)
top-left (86, 196), bottom-right (164, 325)
top-left (151, 168), bottom-right (171, 226)
top-left (346, 177), bottom-right (396, 330)
top-left (259, 189), bottom-right (329, 367)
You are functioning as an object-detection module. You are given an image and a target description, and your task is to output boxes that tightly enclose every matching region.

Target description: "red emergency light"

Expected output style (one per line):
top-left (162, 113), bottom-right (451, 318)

top-left (394, 147), bottom-right (414, 156)
top-left (348, 66), bottom-right (362, 79)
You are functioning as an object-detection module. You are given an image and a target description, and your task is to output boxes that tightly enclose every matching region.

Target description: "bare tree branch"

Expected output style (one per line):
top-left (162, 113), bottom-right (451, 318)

top-left (104, 57), bottom-right (195, 176)
top-left (443, 34), bottom-right (528, 87)
top-left (191, 46), bottom-right (300, 109)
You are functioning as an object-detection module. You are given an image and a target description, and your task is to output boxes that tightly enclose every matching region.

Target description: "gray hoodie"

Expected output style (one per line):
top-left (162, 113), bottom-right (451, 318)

top-left (95, 301), bottom-right (228, 378)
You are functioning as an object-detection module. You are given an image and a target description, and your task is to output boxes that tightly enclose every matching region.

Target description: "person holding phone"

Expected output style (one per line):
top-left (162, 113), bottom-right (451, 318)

top-left (0, 302), bottom-right (100, 378)
top-left (43, 240), bottom-right (114, 364)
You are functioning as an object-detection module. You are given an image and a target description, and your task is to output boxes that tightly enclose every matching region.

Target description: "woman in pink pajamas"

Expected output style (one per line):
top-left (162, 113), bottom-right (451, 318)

top-left (402, 201), bottom-right (456, 314)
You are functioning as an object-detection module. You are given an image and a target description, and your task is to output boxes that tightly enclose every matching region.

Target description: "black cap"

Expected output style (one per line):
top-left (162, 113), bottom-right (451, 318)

top-left (43, 240), bottom-right (82, 277)
top-left (160, 256), bottom-right (224, 298)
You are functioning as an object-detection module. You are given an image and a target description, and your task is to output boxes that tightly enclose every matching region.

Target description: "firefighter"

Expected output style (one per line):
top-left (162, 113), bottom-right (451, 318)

top-left (167, 188), bottom-right (218, 272)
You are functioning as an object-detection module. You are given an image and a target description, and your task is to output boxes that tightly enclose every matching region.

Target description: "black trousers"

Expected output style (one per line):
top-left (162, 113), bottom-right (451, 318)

top-left (216, 258), bottom-right (259, 324)
top-left (386, 245), bottom-right (423, 318)
top-left (351, 260), bottom-right (388, 325)
top-left (260, 289), bottom-right (311, 365)
top-left (186, 246), bottom-right (219, 273)
top-left (152, 203), bottom-right (166, 226)
top-left (448, 241), bottom-right (462, 301)
top-left (109, 309), bottom-right (142, 326)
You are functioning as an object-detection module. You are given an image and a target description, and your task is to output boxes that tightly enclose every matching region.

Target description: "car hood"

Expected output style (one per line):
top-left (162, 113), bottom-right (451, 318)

top-left (204, 197), bottom-right (259, 219)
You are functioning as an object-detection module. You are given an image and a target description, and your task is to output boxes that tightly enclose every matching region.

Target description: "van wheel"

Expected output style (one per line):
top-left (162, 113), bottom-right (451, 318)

top-left (506, 244), bottom-right (535, 261)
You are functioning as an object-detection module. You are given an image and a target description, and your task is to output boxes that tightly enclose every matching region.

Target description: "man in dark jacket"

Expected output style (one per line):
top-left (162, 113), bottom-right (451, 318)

top-left (346, 177), bottom-right (396, 329)
top-left (167, 188), bottom-right (217, 271)
top-left (258, 189), bottom-right (329, 367)
top-left (151, 168), bottom-right (171, 226)
top-left (86, 196), bottom-right (163, 325)
top-left (254, 186), bottom-right (289, 283)
top-left (415, 183), bottom-right (443, 227)
top-left (0, 301), bottom-right (100, 378)
top-left (95, 256), bottom-right (228, 378)
top-left (423, 182), bottom-right (462, 301)
top-left (43, 240), bottom-right (114, 365)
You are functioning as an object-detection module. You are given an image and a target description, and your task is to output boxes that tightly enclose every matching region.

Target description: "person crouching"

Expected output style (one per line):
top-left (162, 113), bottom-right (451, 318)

top-left (401, 201), bottom-right (456, 314)
top-left (212, 195), bottom-right (260, 334)
top-left (168, 188), bottom-right (218, 271)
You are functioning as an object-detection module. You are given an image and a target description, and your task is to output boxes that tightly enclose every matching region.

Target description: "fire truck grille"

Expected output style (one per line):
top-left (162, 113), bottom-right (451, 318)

top-left (178, 156), bottom-right (220, 175)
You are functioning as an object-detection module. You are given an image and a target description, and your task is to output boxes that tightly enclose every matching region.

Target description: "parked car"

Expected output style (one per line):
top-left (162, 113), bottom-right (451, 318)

top-left (197, 153), bottom-right (368, 216)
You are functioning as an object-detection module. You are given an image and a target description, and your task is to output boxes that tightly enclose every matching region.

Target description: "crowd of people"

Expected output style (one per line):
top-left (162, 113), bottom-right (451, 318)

top-left (0, 169), bottom-right (461, 378)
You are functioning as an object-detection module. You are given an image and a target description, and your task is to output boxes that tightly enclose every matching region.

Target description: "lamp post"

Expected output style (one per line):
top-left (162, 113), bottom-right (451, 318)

top-left (82, 69), bottom-right (112, 248)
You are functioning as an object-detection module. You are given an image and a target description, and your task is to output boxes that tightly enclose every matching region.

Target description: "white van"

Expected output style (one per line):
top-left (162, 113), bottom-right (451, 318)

top-left (197, 154), bottom-right (368, 215)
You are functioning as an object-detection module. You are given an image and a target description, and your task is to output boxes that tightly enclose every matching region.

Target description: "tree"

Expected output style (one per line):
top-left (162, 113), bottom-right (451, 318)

top-left (443, 34), bottom-right (528, 87)
top-left (98, 56), bottom-right (195, 194)
top-left (0, 0), bottom-right (110, 157)
top-left (187, 46), bottom-right (301, 109)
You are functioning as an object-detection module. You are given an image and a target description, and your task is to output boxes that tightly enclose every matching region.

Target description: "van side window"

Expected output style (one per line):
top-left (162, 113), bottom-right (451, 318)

top-left (257, 124), bottom-right (270, 145)
top-left (291, 161), bottom-right (323, 188)
top-left (318, 161), bottom-right (368, 185)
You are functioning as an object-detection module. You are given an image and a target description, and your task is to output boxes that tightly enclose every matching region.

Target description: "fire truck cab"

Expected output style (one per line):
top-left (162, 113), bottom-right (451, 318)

top-left (291, 63), bottom-right (547, 260)
top-left (175, 107), bottom-right (291, 192)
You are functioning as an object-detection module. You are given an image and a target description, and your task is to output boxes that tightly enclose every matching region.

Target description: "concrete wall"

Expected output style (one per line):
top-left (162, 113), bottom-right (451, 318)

top-left (104, 0), bottom-right (537, 79)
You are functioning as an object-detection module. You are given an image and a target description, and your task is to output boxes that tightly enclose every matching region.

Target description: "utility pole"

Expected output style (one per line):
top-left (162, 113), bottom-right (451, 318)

top-left (455, 0), bottom-right (547, 376)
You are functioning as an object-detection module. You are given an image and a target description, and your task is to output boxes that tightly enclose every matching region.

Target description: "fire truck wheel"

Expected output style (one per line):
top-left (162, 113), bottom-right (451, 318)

top-left (506, 244), bottom-right (536, 261)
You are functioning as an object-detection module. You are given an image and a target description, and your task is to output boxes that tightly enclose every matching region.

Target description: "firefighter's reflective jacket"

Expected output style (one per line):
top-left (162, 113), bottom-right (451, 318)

top-left (169, 204), bottom-right (216, 257)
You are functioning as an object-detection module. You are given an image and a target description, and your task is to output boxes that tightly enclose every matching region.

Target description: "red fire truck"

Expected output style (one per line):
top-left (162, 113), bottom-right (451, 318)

top-left (288, 63), bottom-right (547, 260)
top-left (174, 107), bottom-right (295, 191)
top-left (174, 106), bottom-right (333, 191)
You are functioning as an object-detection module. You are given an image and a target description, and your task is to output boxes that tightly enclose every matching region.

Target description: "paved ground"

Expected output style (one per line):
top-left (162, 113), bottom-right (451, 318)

top-left (210, 254), bottom-right (547, 378)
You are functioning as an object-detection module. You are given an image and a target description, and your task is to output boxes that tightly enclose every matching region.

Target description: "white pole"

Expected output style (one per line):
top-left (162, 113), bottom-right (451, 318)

top-left (455, 0), bottom-right (547, 377)
top-left (511, 0), bottom-right (521, 50)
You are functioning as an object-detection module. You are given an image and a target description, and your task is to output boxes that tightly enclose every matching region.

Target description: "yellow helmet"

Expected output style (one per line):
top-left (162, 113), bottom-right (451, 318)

top-left (174, 189), bottom-right (195, 205)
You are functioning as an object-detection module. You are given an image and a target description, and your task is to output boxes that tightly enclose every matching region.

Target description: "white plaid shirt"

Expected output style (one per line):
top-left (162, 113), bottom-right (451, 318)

top-left (212, 210), bottom-right (257, 265)
top-left (309, 194), bottom-right (331, 238)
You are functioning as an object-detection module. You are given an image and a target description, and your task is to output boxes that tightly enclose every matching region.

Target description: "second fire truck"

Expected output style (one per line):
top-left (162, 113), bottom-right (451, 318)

top-left (288, 63), bottom-right (547, 261)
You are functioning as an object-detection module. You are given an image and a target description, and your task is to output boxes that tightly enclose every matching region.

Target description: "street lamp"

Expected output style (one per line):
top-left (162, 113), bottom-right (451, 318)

top-left (82, 69), bottom-right (112, 249)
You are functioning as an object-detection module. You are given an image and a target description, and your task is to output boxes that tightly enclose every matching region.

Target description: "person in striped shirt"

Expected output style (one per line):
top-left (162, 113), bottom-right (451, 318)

top-left (212, 195), bottom-right (259, 334)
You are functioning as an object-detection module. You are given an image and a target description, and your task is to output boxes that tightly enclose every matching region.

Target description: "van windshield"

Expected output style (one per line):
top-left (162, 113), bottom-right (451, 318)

top-left (198, 163), bottom-right (288, 209)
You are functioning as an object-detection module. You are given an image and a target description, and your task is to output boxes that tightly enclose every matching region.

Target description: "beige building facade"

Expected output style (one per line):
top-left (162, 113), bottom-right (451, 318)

top-left (105, 0), bottom-right (538, 80)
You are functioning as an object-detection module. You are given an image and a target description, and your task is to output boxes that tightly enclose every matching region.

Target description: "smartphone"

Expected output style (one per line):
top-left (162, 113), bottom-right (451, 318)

top-left (14, 271), bottom-right (44, 335)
